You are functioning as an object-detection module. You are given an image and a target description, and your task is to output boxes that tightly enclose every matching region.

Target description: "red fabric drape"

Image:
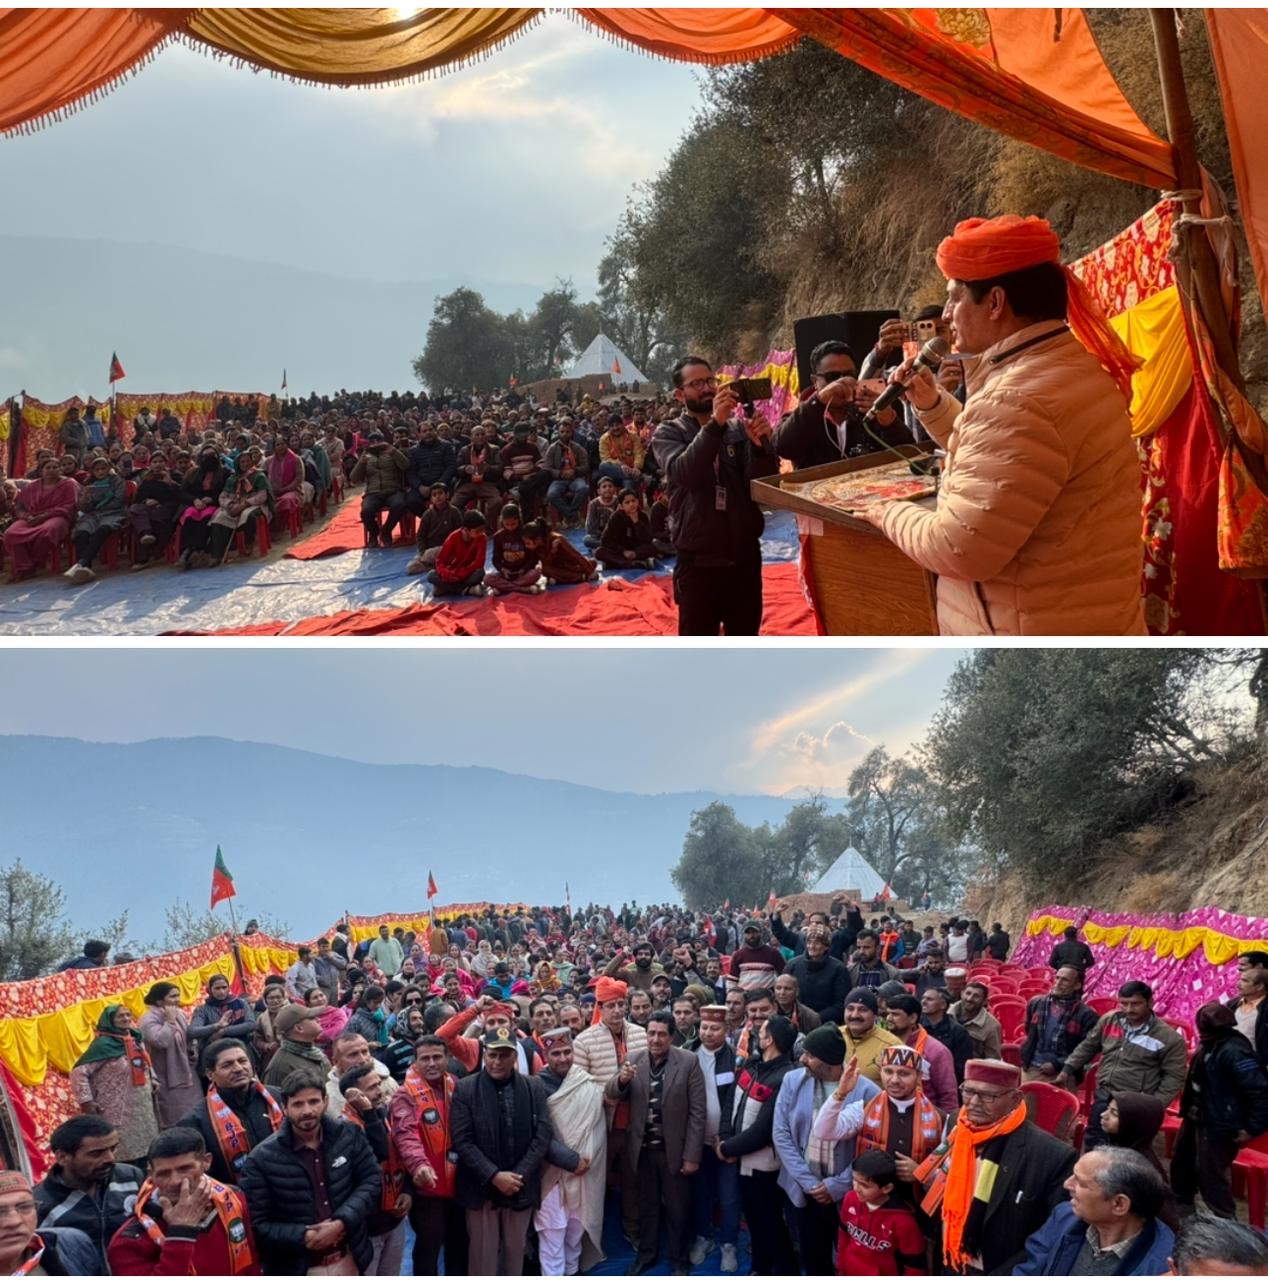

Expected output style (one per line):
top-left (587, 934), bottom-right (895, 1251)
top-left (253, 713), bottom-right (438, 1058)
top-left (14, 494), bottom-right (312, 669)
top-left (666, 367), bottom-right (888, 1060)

top-left (574, 7), bottom-right (799, 63)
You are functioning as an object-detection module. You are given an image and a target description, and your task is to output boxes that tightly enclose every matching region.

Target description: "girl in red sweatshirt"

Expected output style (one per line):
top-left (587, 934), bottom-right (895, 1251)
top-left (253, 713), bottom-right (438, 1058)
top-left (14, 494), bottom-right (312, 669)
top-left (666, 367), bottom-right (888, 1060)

top-left (835, 1150), bottom-right (927, 1276)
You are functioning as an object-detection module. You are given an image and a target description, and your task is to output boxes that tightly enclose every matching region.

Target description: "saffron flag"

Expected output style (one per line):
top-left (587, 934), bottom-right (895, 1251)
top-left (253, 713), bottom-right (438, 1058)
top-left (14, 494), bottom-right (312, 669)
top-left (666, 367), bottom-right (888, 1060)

top-left (108, 352), bottom-right (125, 384)
top-left (427, 870), bottom-right (439, 899)
top-left (611, 356), bottom-right (622, 376)
top-left (767, 889), bottom-right (778, 909)
top-left (210, 846), bottom-right (235, 908)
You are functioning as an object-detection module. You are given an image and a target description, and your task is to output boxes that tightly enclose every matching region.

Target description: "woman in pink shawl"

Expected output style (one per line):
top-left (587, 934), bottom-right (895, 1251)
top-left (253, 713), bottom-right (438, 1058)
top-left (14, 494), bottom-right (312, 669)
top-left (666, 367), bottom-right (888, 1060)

top-left (306, 987), bottom-right (350, 1054)
top-left (265, 435), bottom-right (313, 525)
top-left (3, 456), bottom-right (78, 580)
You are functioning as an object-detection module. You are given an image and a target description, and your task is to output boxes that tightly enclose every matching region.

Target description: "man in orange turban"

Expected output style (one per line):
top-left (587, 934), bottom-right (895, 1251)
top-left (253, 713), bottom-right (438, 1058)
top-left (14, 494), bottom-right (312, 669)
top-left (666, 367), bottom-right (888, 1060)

top-left (853, 213), bottom-right (1146, 636)
top-left (570, 975), bottom-right (648, 1247)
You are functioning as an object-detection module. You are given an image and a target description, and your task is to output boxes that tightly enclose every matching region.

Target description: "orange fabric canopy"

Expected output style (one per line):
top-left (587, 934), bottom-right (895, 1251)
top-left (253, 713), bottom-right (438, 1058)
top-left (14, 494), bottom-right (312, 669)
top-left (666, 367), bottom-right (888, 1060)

top-left (0, 7), bottom-right (1175, 192)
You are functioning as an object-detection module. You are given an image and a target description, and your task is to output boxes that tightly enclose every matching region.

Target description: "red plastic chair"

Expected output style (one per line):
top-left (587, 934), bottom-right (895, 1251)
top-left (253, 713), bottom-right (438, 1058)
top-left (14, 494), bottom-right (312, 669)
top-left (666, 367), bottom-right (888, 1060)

top-left (1087, 996), bottom-right (1119, 1016)
top-left (1160, 1098), bottom-right (1183, 1158)
top-left (1231, 1131), bottom-right (1268, 1229)
top-left (234, 517), bottom-right (271, 559)
top-left (1002, 1041), bottom-right (1023, 1069)
top-left (1027, 967), bottom-right (1051, 980)
top-left (1022, 1081), bottom-right (1080, 1141)
top-left (992, 1001), bottom-right (1028, 1042)
top-left (1162, 1017), bottom-right (1196, 1056)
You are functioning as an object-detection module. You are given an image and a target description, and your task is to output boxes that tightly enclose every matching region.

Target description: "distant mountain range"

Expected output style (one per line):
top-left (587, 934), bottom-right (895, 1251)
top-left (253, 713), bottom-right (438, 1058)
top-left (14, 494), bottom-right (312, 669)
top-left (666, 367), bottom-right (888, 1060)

top-left (0, 237), bottom-right (552, 400)
top-left (0, 736), bottom-right (794, 938)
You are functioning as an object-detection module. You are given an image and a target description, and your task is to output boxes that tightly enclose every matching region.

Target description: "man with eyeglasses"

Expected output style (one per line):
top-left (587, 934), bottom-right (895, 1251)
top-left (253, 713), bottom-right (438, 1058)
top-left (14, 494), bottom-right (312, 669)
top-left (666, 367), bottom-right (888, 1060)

top-left (914, 1059), bottom-right (1075, 1274)
top-left (0, 1171), bottom-right (98, 1277)
top-left (652, 356), bottom-right (778, 636)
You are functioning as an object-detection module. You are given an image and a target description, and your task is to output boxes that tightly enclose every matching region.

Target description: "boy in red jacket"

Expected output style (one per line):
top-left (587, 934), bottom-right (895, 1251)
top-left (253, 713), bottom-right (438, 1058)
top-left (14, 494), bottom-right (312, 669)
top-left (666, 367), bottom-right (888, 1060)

top-left (836, 1149), bottom-right (926, 1276)
top-left (107, 1127), bottom-right (260, 1275)
top-left (427, 509), bottom-right (489, 597)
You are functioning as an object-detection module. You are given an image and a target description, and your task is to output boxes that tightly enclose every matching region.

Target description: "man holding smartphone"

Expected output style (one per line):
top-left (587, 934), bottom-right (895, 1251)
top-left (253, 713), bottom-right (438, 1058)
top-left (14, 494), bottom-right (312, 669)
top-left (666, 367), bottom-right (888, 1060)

top-left (774, 340), bottom-right (909, 470)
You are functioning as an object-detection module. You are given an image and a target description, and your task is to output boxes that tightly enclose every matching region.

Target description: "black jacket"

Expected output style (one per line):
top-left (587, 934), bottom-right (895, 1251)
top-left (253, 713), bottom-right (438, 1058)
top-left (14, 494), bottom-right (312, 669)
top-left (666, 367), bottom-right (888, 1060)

top-left (407, 439), bottom-right (456, 491)
top-left (922, 1014), bottom-right (974, 1083)
top-left (1227, 995), bottom-right (1268, 1072)
top-left (1048, 940), bottom-right (1095, 972)
top-left (784, 953), bottom-right (851, 1022)
top-left (651, 412), bottom-right (776, 562)
top-left (178, 1084), bottom-right (282, 1184)
top-left (1180, 1028), bottom-right (1268, 1142)
top-left (986, 930), bottom-right (1011, 961)
top-left (35, 1161), bottom-right (145, 1271)
top-left (774, 388), bottom-right (910, 469)
top-left (718, 1053), bottom-right (793, 1158)
top-left (451, 1069), bottom-right (553, 1211)
top-left (926, 1119), bottom-right (1076, 1275)
top-left (238, 1115), bottom-right (382, 1275)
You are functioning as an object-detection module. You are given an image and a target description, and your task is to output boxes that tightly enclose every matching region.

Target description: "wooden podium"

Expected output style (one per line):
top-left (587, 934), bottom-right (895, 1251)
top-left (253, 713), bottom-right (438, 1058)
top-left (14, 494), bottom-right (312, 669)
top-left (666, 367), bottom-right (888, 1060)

top-left (752, 448), bottom-right (940, 635)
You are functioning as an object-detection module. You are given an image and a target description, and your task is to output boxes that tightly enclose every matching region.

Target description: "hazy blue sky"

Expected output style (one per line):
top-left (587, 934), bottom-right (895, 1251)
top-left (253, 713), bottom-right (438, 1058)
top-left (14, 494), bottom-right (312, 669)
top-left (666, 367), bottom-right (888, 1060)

top-left (0, 17), bottom-right (704, 396)
top-left (0, 648), bottom-right (965, 795)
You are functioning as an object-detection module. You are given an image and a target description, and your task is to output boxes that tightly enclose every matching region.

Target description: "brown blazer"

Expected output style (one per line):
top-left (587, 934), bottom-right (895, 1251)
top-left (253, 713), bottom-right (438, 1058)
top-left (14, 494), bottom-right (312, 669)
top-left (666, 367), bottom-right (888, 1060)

top-left (606, 1045), bottom-right (705, 1172)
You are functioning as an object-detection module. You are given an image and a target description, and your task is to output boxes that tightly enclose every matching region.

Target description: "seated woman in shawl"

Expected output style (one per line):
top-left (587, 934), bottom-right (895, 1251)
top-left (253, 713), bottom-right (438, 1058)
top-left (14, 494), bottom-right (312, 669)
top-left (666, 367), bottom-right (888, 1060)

top-left (535, 960), bottom-right (561, 994)
top-left (3, 456), bottom-right (78, 581)
top-left (128, 457), bottom-right (184, 568)
top-left (264, 434), bottom-right (313, 528)
top-left (204, 452), bottom-right (272, 563)
top-left (69, 1005), bottom-right (160, 1163)
top-left (471, 938), bottom-right (497, 979)
top-left (252, 980), bottom-right (290, 1073)
top-left (138, 981), bottom-right (202, 1129)
top-left (188, 974), bottom-right (257, 1067)
top-left (176, 445), bottom-right (229, 568)
top-left (65, 456), bottom-right (127, 584)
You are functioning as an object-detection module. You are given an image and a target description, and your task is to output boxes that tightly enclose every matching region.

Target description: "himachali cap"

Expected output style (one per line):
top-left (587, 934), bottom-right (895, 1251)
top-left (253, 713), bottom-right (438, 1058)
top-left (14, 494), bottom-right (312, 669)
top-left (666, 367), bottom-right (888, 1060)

top-left (699, 1005), bottom-right (728, 1021)
top-left (879, 1045), bottom-right (922, 1071)
top-left (0, 1171), bottom-right (32, 1195)
top-left (483, 1025), bottom-right (518, 1050)
top-left (944, 967), bottom-right (968, 979)
top-left (964, 1059), bottom-right (1022, 1090)
top-left (540, 1027), bottom-right (571, 1050)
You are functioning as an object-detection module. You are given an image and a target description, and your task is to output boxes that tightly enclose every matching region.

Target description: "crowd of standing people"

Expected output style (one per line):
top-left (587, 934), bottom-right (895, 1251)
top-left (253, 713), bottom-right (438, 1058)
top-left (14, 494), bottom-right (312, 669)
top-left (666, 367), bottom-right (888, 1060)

top-left (10, 898), bottom-right (1268, 1276)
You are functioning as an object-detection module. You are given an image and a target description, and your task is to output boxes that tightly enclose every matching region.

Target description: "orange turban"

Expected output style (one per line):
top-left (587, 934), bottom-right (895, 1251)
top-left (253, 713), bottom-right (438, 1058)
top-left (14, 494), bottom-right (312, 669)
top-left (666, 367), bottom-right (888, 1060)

top-left (591, 976), bottom-right (628, 1025)
top-left (936, 214), bottom-right (1139, 404)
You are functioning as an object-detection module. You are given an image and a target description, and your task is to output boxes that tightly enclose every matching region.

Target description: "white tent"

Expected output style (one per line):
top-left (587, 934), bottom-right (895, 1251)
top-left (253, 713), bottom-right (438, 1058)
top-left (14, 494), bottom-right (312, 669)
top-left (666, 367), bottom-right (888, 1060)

top-left (564, 333), bottom-right (649, 385)
top-left (809, 846), bottom-right (889, 899)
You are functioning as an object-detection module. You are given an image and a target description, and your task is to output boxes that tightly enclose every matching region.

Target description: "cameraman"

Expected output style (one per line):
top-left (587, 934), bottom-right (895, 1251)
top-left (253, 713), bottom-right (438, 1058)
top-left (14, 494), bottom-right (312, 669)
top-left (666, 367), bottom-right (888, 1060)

top-left (351, 429), bottom-right (409, 547)
top-left (774, 340), bottom-right (909, 470)
top-left (652, 356), bottom-right (777, 636)
top-left (861, 308), bottom-right (963, 442)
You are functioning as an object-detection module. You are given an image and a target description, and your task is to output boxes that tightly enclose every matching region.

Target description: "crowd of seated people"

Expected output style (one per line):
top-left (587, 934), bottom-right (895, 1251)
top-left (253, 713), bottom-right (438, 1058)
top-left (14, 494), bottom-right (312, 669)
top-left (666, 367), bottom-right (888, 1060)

top-left (20, 896), bottom-right (1268, 1277)
top-left (1, 385), bottom-right (683, 589)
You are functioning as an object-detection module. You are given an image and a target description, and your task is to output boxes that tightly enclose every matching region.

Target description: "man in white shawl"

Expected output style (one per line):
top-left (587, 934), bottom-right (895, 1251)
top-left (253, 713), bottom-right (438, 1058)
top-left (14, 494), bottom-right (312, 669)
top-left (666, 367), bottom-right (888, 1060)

top-left (535, 1028), bottom-right (608, 1276)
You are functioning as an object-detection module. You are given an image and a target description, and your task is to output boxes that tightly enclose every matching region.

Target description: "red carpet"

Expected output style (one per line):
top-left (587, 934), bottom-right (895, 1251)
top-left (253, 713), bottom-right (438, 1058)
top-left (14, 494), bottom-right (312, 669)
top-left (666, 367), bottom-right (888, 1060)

top-left (171, 563), bottom-right (816, 637)
top-left (285, 496), bottom-right (413, 559)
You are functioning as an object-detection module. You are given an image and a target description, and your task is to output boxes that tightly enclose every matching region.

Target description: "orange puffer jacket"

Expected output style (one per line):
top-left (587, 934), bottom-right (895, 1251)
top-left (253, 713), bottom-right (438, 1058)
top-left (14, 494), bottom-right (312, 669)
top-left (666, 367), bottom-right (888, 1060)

top-left (878, 323), bottom-right (1146, 636)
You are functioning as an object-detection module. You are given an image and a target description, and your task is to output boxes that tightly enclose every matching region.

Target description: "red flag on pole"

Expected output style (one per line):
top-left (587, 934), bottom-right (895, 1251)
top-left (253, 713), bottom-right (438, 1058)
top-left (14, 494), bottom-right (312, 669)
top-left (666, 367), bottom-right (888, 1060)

top-left (108, 352), bottom-right (126, 384)
top-left (210, 846), bottom-right (235, 908)
top-left (427, 870), bottom-right (439, 899)
top-left (611, 356), bottom-right (622, 376)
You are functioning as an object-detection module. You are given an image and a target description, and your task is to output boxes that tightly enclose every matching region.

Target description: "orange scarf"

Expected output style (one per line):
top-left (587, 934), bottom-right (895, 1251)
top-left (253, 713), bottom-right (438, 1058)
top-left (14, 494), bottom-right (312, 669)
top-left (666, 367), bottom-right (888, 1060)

top-left (858, 1091), bottom-right (943, 1165)
top-left (934, 1101), bottom-right (1028, 1273)
top-left (133, 1177), bottom-right (256, 1275)
top-left (11, 1238), bottom-right (45, 1275)
top-left (206, 1083), bottom-right (282, 1181)
top-left (403, 1066), bottom-right (457, 1197)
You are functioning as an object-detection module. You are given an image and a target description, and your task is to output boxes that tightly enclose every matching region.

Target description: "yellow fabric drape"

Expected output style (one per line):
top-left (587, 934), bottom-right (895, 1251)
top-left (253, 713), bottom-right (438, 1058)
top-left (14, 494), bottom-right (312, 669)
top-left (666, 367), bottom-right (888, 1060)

top-left (0, 953), bottom-right (236, 1086)
top-left (1109, 285), bottom-right (1192, 438)
top-left (1024, 911), bottom-right (1268, 968)
top-left (240, 942), bottom-right (298, 977)
top-left (184, 8), bottom-right (540, 85)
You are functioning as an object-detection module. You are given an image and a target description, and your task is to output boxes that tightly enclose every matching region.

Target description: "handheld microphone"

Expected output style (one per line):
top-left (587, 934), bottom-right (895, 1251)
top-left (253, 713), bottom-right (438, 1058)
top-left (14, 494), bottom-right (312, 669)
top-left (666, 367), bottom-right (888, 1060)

top-left (864, 337), bottom-right (951, 421)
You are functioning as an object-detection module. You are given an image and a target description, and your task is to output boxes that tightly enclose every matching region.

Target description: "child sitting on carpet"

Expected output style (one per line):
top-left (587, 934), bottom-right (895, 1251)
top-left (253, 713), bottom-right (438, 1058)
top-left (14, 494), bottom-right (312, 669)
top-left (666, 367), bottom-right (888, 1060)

top-left (583, 475), bottom-right (619, 549)
top-left (485, 503), bottom-right (545, 595)
top-left (428, 509), bottom-right (489, 597)
top-left (407, 483), bottom-right (462, 576)
top-left (521, 520), bottom-right (599, 586)
top-left (596, 488), bottom-right (658, 571)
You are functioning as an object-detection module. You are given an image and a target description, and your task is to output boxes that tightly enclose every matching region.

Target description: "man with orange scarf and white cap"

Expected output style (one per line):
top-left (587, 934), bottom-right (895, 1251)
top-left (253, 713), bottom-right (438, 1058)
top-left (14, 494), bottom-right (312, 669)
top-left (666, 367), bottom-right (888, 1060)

top-left (854, 214), bottom-right (1146, 636)
top-left (912, 1058), bottom-right (1074, 1273)
top-left (571, 977), bottom-right (648, 1249)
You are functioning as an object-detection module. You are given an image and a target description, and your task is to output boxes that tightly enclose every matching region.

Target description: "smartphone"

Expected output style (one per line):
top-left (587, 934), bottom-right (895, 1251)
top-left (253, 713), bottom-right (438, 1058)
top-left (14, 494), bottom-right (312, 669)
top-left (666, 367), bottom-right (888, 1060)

top-left (727, 376), bottom-right (773, 403)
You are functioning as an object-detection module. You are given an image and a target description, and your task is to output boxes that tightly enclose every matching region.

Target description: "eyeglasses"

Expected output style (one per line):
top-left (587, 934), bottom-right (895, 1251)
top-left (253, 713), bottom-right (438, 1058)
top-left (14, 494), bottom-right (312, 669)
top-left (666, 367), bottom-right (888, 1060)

top-left (959, 1085), bottom-right (1011, 1103)
top-left (0, 1203), bottom-right (37, 1220)
top-left (682, 376), bottom-right (718, 390)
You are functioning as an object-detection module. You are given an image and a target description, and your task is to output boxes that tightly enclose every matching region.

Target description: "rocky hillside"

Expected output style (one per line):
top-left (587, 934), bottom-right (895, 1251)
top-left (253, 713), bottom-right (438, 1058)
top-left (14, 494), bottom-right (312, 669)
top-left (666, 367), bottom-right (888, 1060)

top-left (965, 751), bottom-right (1268, 933)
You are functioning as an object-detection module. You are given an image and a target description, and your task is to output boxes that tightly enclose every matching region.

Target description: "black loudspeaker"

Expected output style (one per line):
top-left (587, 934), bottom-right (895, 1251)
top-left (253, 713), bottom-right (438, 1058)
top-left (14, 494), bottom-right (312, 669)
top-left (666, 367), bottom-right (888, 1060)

top-left (793, 310), bottom-right (901, 389)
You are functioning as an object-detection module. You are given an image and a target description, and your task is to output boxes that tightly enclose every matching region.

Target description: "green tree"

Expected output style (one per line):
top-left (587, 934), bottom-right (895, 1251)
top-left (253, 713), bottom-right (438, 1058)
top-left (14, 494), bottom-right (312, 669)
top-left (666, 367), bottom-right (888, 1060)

top-left (0, 859), bottom-right (77, 980)
top-left (671, 802), bottom-right (766, 909)
top-left (925, 649), bottom-right (1226, 891)
top-left (413, 287), bottom-right (513, 393)
top-left (775, 792), bottom-right (855, 888)
top-left (530, 280), bottom-right (580, 378)
top-left (161, 900), bottom-right (291, 950)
